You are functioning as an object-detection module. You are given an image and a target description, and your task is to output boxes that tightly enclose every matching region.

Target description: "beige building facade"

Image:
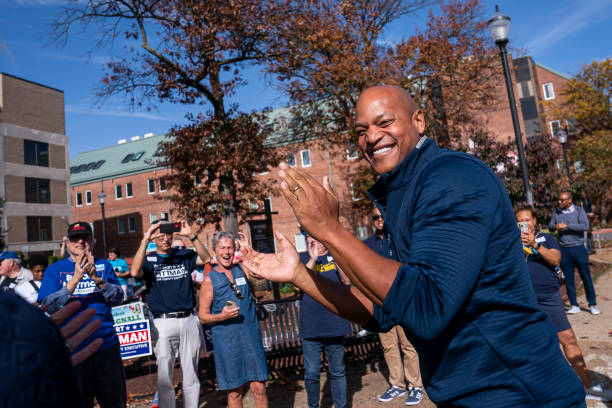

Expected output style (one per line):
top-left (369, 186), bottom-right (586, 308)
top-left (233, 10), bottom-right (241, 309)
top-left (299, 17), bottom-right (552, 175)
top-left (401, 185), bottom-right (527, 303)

top-left (0, 73), bottom-right (71, 256)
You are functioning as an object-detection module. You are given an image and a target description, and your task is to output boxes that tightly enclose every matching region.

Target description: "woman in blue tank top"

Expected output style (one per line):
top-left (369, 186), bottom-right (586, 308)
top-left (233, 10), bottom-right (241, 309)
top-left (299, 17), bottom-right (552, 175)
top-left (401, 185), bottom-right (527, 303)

top-left (198, 232), bottom-right (268, 408)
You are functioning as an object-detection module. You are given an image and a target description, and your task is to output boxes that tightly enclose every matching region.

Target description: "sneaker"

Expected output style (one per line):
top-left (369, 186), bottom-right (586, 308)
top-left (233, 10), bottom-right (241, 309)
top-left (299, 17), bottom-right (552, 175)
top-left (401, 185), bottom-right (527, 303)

top-left (589, 305), bottom-right (601, 315)
top-left (586, 383), bottom-right (612, 401)
top-left (567, 305), bottom-right (581, 314)
top-left (405, 387), bottom-right (424, 405)
top-left (378, 386), bottom-right (406, 402)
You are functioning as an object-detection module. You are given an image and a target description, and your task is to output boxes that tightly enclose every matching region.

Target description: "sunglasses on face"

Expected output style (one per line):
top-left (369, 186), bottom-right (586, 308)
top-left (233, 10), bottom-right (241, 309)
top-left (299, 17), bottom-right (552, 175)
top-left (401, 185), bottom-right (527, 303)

top-left (372, 215), bottom-right (383, 221)
top-left (174, 245), bottom-right (186, 249)
top-left (229, 282), bottom-right (243, 299)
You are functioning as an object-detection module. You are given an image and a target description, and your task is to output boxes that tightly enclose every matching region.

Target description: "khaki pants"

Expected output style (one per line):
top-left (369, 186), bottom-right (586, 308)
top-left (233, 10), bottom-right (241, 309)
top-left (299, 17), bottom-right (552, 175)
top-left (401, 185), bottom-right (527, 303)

top-left (379, 325), bottom-right (422, 389)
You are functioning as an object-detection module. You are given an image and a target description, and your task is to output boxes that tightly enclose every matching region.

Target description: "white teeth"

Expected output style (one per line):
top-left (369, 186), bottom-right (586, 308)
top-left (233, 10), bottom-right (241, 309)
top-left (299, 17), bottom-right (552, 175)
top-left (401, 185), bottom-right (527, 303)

top-left (372, 146), bottom-right (392, 156)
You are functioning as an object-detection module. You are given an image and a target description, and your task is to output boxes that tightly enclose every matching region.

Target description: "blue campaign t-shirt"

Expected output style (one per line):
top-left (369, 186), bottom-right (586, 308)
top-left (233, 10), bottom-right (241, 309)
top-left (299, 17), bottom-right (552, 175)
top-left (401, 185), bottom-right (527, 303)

top-left (298, 252), bottom-right (352, 339)
top-left (37, 257), bottom-right (120, 352)
top-left (526, 233), bottom-right (562, 298)
top-left (109, 258), bottom-right (130, 285)
top-left (141, 249), bottom-right (198, 315)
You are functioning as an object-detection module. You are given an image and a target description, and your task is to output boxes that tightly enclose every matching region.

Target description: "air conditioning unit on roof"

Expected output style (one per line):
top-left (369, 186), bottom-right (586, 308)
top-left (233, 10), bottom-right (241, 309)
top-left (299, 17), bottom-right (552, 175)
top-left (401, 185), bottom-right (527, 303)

top-left (144, 132), bottom-right (155, 138)
top-left (118, 139), bottom-right (127, 144)
top-left (131, 136), bottom-right (141, 141)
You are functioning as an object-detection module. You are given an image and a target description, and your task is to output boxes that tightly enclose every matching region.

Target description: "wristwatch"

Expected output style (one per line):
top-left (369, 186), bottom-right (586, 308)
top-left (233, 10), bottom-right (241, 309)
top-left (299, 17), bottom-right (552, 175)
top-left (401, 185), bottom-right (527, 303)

top-left (534, 242), bottom-right (541, 250)
top-left (189, 234), bottom-right (198, 242)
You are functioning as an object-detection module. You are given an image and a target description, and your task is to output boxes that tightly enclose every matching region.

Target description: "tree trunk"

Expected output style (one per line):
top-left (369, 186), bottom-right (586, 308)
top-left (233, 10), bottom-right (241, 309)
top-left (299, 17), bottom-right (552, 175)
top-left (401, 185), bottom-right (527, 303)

top-left (600, 196), bottom-right (608, 227)
top-left (219, 174), bottom-right (239, 234)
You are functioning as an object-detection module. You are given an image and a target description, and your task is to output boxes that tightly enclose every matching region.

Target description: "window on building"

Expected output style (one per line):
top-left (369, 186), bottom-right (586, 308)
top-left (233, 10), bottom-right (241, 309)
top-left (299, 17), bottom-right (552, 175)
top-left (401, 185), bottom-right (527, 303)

top-left (543, 82), bottom-right (555, 100)
top-left (346, 144), bottom-right (359, 160)
top-left (286, 153), bottom-right (296, 167)
top-left (150, 214), bottom-right (157, 224)
top-left (126, 183), bottom-right (133, 198)
top-left (159, 177), bottom-right (166, 192)
top-left (25, 178), bottom-right (50, 204)
top-left (549, 120), bottom-right (561, 137)
top-left (264, 197), bottom-right (272, 211)
top-left (24, 140), bottom-right (49, 167)
top-left (295, 233), bottom-right (307, 252)
top-left (117, 218), bottom-right (126, 234)
top-left (85, 190), bottom-right (92, 205)
top-left (75, 192), bottom-right (82, 207)
top-left (27, 216), bottom-right (52, 242)
top-left (128, 216), bottom-right (136, 232)
top-left (161, 212), bottom-right (169, 221)
top-left (115, 184), bottom-right (123, 200)
top-left (147, 179), bottom-right (156, 194)
top-left (300, 149), bottom-right (311, 167)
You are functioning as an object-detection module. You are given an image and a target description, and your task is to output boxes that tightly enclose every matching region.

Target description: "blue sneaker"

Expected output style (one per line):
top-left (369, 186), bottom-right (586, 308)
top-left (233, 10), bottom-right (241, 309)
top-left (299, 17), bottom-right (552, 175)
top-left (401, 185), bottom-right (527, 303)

top-left (405, 387), bottom-right (424, 405)
top-left (378, 386), bottom-right (406, 402)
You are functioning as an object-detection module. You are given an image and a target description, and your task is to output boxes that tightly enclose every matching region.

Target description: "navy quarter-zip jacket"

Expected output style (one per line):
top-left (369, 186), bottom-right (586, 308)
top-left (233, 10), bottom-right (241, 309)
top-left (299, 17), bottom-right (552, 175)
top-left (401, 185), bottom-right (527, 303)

top-left (367, 137), bottom-right (584, 407)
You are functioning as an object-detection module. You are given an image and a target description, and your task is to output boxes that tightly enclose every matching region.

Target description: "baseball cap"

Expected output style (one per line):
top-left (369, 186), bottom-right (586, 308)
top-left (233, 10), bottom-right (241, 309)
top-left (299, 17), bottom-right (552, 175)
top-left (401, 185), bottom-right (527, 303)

top-left (67, 222), bottom-right (93, 238)
top-left (0, 251), bottom-right (19, 260)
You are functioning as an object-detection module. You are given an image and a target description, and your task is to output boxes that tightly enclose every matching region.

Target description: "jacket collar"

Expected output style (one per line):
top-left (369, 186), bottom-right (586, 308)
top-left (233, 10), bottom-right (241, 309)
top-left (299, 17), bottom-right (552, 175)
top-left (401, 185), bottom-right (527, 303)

top-left (368, 136), bottom-right (438, 201)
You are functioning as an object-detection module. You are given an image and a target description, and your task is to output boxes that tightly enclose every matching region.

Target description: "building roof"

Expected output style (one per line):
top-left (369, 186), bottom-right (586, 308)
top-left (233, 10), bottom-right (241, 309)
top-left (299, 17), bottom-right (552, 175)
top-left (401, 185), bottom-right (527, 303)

top-left (534, 62), bottom-right (572, 81)
top-left (70, 134), bottom-right (167, 185)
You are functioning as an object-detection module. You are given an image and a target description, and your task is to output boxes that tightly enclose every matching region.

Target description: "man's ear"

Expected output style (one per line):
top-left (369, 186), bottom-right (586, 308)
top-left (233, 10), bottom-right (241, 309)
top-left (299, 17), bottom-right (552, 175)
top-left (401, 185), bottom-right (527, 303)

top-left (412, 109), bottom-right (426, 134)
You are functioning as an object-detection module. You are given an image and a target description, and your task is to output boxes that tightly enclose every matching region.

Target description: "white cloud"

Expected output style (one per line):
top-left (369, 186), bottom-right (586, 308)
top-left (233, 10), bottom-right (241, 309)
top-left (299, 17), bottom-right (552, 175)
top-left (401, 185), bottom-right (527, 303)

top-left (526, 0), bottom-right (611, 54)
top-left (0, 39), bottom-right (16, 64)
top-left (66, 104), bottom-right (179, 121)
top-left (42, 52), bottom-right (112, 65)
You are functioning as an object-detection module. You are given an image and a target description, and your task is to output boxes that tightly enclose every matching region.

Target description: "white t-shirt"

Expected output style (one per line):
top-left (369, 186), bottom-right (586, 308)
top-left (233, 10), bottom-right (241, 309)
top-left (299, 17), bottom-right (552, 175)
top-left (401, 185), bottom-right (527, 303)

top-left (15, 280), bottom-right (41, 304)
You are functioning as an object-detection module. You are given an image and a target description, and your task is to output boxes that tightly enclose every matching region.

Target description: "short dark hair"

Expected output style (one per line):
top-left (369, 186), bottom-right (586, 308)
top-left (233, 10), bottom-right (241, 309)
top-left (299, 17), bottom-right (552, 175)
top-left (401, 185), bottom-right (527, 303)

top-left (513, 202), bottom-right (535, 218)
top-left (28, 254), bottom-right (48, 269)
top-left (108, 247), bottom-right (120, 257)
top-left (559, 191), bottom-right (573, 199)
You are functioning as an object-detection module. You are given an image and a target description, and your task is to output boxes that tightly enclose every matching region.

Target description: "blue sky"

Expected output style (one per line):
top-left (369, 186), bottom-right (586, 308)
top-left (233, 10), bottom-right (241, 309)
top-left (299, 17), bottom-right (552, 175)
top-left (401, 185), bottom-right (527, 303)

top-left (0, 0), bottom-right (610, 159)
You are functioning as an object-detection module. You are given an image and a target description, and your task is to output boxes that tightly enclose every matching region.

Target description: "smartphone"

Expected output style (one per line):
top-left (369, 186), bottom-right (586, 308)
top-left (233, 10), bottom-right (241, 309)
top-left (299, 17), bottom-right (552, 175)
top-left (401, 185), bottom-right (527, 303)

top-left (517, 222), bottom-right (529, 233)
top-left (159, 222), bottom-right (181, 234)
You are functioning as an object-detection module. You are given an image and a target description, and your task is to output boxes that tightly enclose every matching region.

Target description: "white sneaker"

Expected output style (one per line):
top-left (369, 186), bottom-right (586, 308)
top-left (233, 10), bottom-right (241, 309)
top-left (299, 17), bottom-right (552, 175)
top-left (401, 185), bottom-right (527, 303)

top-left (586, 383), bottom-right (612, 401)
top-left (567, 305), bottom-right (581, 314)
top-left (589, 305), bottom-right (601, 315)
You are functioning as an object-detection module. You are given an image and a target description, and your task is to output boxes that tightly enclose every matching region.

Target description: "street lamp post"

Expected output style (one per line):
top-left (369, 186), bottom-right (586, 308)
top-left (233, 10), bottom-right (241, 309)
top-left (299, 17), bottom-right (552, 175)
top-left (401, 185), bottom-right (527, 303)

top-left (488, 5), bottom-right (534, 206)
top-left (556, 129), bottom-right (573, 186)
top-left (98, 191), bottom-right (108, 257)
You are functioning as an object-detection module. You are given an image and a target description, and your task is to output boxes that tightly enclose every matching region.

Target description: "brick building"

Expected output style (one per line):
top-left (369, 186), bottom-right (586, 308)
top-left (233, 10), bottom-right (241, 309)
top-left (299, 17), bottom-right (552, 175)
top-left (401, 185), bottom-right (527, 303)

top-left (70, 55), bottom-right (571, 259)
top-left (0, 73), bottom-right (71, 256)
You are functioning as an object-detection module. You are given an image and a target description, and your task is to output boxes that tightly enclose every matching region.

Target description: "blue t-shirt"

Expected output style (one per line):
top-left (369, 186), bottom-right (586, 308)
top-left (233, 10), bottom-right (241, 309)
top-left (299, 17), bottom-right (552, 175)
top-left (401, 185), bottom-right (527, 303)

top-left (109, 258), bottom-right (130, 285)
top-left (141, 249), bottom-right (197, 315)
top-left (37, 257), bottom-right (120, 352)
top-left (298, 253), bottom-right (352, 339)
top-left (526, 233), bottom-right (562, 298)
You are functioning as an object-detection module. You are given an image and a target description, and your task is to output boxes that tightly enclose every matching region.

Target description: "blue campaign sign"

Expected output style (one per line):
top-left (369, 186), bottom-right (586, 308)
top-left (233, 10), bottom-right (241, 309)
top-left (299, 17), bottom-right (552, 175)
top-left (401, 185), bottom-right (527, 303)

top-left (201, 324), bottom-right (214, 353)
top-left (115, 320), bottom-right (153, 359)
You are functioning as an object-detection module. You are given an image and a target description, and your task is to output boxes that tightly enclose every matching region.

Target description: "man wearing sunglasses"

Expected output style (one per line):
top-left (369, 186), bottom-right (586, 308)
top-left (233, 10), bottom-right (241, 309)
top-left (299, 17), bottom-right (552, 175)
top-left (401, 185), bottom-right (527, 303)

top-left (130, 219), bottom-right (210, 408)
top-left (364, 207), bottom-right (422, 405)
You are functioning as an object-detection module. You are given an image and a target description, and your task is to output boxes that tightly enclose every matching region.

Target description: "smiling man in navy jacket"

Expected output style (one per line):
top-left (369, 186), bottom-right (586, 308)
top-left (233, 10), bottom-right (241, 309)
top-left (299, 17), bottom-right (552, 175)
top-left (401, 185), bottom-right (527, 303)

top-left (243, 85), bottom-right (585, 407)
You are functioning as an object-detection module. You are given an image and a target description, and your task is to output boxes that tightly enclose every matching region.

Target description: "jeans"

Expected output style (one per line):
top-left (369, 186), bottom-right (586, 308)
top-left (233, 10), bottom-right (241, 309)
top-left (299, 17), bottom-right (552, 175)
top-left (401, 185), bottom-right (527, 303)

top-left (73, 343), bottom-right (127, 408)
top-left (302, 337), bottom-right (346, 408)
top-left (561, 245), bottom-right (597, 306)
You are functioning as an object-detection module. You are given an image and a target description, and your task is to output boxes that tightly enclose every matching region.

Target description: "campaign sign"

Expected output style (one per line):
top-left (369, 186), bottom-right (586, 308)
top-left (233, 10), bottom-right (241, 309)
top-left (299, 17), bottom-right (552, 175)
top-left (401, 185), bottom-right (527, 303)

top-left (111, 302), bottom-right (151, 359)
top-left (112, 302), bottom-right (146, 325)
top-left (201, 324), bottom-right (214, 353)
top-left (115, 320), bottom-right (152, 359)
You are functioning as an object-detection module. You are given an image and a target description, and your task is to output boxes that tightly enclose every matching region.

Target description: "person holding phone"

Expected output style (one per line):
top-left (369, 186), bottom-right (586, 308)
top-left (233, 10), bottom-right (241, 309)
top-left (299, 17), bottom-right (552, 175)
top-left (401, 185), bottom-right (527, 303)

top-left (198, 232), bottom-right (268, 408)
top-left (37, 221), bottom-right (125, 408)
top-left (130, 219), bottom-right (210, 408)
top-left (515, 204), bottom-right (611, 400)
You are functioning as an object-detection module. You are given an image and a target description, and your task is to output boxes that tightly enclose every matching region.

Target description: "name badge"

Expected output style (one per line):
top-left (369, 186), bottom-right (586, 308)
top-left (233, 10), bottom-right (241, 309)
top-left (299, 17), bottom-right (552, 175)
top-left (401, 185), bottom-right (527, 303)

top-left (147, 256), bottom-right (157, 262)
top-left (235, 277), bottom-right (247, 286)
top-left (95, 264), bottom-right (105, 272)
top-left (535, 236), bottom-right (546, 244)
top-left (327, 256), bottom-right (334, 263)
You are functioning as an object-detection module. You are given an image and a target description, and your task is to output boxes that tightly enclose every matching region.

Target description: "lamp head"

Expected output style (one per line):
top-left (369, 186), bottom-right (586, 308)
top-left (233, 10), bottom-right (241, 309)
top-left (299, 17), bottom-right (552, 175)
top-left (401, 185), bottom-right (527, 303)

top-left (557, 129), bottom-right (568, 144)
top-left (488, 5), bottom-right (511, 44)
top-left (98, 191), bottom-right (107, 205)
